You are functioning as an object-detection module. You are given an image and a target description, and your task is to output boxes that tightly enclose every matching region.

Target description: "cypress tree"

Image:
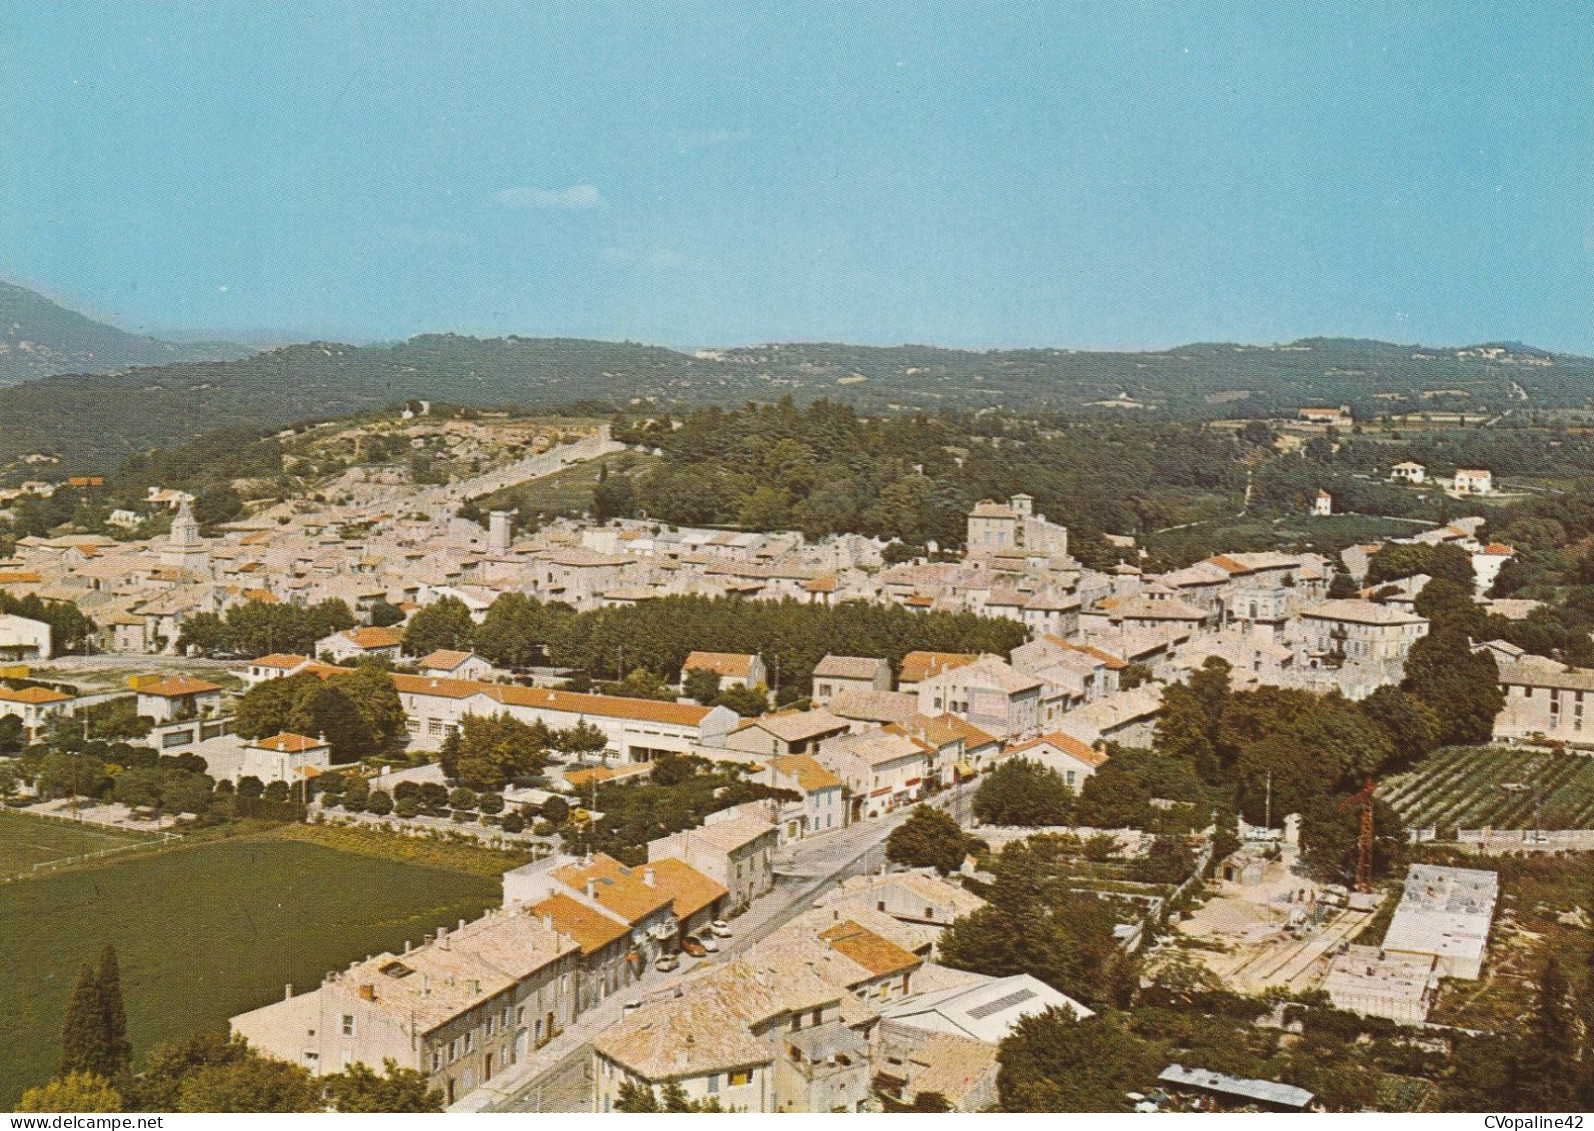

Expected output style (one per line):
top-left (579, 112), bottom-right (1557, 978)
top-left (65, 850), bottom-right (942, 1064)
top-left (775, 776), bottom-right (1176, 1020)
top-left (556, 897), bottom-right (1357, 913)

top-left (97, 944), bottom-right (131, 1075)
top-left (60, 961), bottom-right (111, 1077)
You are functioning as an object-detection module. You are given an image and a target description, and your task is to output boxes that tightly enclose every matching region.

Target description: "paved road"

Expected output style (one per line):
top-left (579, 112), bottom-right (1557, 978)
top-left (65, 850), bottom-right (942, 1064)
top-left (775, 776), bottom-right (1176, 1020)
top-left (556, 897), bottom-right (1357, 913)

top-left (460, 782), bottom-right (977, 1113)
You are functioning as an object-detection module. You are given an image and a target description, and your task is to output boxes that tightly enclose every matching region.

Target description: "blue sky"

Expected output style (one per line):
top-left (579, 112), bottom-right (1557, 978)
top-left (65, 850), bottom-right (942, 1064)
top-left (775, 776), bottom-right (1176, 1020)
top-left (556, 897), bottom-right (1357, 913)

top-left (3, 2), bottom-right (1592, 351)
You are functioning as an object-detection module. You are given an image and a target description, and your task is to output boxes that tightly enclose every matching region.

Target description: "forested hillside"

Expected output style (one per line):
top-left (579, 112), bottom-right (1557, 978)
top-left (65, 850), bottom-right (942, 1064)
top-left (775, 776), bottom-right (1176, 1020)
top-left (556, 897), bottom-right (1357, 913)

top-left (0, 281), bottom-right (243, 386)
top-left (5, 323), bottom-right (1593, 476)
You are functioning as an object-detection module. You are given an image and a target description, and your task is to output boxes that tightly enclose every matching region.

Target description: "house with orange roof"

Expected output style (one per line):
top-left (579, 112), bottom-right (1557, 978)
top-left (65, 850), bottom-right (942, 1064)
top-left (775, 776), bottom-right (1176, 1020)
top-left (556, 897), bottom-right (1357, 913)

top-left (678, 650), bottom-right (767, 691)
top-left (0, 683), bottom-right (76, 737)
top-left (316, 625), bottom-right (403, 663)
top-left (134, 674), bottom-right (223, 723)
top-left (502, 852), bottom-right (682, 1002)
top-left (814, 728), bottom-right (937, 821)
top-left (649, 811), bottom-right (779, 911)
top-left (1003, 732), bottom-right (1111, 793)
top-left (418, 649), bottom-right (493, 681)
top-left (1471, 542), bottom-right (1516, 596)
top-left (896, 651), bottom-right (977, 693)
top-left (238, 652), bottom-right (314, 687)
top-left (754, 754), bottom-right (848, 841)
top-left (240, 732), bottom-right (332, 783)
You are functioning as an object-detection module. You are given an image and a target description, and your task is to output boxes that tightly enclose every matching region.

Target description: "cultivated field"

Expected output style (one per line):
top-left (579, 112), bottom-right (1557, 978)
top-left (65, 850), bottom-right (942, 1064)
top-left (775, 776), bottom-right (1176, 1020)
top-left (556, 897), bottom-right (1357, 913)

top-left (0, 831), bottom-right (501, 1105)
top-left (477, 449), bottom-right (657, 518)
top-left (1381, 746), bottom-right (1594, 832)
top-left (0, 810), bottom-right (151, 878)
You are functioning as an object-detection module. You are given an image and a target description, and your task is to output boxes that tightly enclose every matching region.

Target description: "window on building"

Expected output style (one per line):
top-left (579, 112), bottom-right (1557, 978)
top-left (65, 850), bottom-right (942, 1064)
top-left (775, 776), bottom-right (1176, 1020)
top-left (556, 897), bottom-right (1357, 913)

top-left (729, 1071), bottom-right (751, 1087)
top-left (341, 1015), bottom-right (356, 1038)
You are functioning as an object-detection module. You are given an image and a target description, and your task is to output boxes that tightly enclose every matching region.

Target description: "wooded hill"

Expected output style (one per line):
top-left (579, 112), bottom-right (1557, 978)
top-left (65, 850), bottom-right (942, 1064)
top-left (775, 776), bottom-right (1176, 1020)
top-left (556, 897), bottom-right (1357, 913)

top-left (5, 310), bottom-right (1594, 476)
top-left (0, 281), bottom-right (244, 387)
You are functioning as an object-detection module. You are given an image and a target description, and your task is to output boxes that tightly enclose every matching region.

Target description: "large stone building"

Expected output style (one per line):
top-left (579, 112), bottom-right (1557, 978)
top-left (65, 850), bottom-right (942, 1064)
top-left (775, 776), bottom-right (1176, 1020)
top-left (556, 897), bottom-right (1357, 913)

top-left (964, 495), bottom-right (1068, 560)
top-left (231, 908), bottom-right (582, 1106)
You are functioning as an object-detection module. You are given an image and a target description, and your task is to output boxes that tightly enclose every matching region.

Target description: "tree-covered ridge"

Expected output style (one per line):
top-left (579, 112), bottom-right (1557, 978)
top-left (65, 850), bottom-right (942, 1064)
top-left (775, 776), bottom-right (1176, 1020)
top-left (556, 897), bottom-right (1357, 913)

top-left (606, 398), bottom-right (1247, 557)
top-left (6, 325), bottom-right (1594, 474)
top-left (0, 281), bottom-right (244, 387)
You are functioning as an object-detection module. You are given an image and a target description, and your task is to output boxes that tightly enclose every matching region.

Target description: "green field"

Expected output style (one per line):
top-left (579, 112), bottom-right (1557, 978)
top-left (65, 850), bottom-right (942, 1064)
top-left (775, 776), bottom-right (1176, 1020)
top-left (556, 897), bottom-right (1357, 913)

top-left (1382, 746), bottom-right (1594, 832)
top-left (1147, 512), bottom-right (1440, 565)
top-left (0, 811), bottom-right (150, 878)
top-left (477, 449), bottom-right (658, 518)
top-left (0, 831), bottom-right (501, 1105)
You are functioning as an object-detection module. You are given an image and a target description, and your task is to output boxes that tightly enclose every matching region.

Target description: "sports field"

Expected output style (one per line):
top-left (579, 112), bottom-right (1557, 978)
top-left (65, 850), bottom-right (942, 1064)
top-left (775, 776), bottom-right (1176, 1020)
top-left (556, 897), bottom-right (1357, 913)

top-left (0, 810), bottom-right (149, 878)
top-left (0, 831), bottom-right (501, 1105)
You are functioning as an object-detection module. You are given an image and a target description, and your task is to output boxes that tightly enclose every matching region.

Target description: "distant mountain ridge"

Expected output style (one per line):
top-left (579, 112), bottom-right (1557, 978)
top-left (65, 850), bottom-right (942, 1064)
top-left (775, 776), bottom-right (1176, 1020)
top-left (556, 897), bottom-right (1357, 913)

top-left (0, 281), bottom-right (246, 385)
top-left (2, 282), bottom-right (1592, 478)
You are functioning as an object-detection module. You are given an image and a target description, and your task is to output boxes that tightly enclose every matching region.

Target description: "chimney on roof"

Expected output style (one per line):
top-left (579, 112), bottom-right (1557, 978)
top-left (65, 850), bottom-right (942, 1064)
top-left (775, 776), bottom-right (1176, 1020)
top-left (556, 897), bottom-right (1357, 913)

top-left (643, 867), bottom-right (655, 887)
top-left (585, 879), bottom-right (596, 899)
top-left (459, 918), bottom-right (467, 932)
top-left (285, 983), bottom-right (294, 1001)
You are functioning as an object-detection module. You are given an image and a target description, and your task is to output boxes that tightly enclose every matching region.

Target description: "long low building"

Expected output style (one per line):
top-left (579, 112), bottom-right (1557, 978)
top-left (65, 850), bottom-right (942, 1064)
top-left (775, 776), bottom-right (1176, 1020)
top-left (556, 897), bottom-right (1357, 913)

top-left (391, 672), bottom-right (740, 761)
top-left (1380, 864), bottom-right (1498, 981)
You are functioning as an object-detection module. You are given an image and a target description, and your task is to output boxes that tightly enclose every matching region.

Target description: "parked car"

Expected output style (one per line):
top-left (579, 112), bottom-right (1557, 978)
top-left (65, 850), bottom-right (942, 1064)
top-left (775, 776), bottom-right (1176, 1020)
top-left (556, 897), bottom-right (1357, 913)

top-left (709, 920), bottom-right (733, 939)
top-left (655, 953), bottom-right (680, 973)
top-left (680, 937), bottom-right (708, 958)
top-left (696, 934), bottom-right (719, 953)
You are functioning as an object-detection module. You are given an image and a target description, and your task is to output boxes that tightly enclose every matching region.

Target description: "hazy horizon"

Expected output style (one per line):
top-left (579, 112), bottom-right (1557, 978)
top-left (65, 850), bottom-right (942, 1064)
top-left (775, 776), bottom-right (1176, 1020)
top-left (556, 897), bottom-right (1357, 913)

top-left (6, 3), bottom-right (1592, 353)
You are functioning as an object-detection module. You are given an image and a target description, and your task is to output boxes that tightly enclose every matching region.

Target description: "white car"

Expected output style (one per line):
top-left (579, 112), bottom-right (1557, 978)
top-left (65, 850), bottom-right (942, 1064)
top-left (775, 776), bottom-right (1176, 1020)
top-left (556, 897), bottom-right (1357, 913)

top-left (709, 920), bottom-right (733, 939)
top-left (696, 934), bottom-right (719, 953)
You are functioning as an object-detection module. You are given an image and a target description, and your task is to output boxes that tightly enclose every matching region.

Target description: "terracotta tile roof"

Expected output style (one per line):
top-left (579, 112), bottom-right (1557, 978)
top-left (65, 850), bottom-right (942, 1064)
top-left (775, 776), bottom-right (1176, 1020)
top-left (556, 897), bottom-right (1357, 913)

top-left (564, 761), bottom-right (652, 789)
top-left (335, 626), bottom-right (402, 649)
top-left (745, 708), bottom-right (852, 743)
top-left (418, 648), bottom-right (475, 670)
top-left (681, 651), bottom-right (757, 679)
top-left (0, 685), bottom-right (74, 705)
top-left (249, 732), bottom-right (329, 754)
top-left (0, 571), bottom-right (43, 585)
top-left (1005, 732), bottom-right (1111, 768)
top-left (648, 857), bottom-right (729, 921)
top-left (551, 853), bottom-right (672, 925)
top-left (813, 654), bottom-right (890, 680)
top-left (818, 920), bottom-right (921, 978)
top-left (528, 893), bottom-right (629, 955)
top-left (136, 674), bottom-right (222, 698)
top-left (391, 673), bottom-right (715, 728)
top-left (766, 754), bottom-right (844, 793)
top-left (898, 651), bottom-right (977, 684)
top-left (905, 712), bottom-right (999, 751)
top-left (249, 653), bottom-right (311, 670)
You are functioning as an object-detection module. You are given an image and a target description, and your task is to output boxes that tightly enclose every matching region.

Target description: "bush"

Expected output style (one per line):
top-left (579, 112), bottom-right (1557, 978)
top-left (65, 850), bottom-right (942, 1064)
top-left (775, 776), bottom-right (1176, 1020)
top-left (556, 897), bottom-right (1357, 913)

top-left (394, 796), bottom-right (420, 819)
top-left (366, 790), bottom-right (393, 817)
top-left (501, 812), bottom-right (525, 834)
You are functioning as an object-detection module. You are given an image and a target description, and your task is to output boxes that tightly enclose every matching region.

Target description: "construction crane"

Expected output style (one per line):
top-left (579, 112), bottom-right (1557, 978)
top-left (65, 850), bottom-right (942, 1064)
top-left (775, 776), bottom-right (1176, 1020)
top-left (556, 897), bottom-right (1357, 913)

top-left (1340, 776), bottom-right (1377, 894)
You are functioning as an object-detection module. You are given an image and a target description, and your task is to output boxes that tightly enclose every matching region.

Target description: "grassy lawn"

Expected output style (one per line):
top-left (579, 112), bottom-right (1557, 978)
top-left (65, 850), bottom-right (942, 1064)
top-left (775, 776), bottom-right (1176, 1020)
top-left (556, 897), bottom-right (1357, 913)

top-left (0, 811), bottom-right (149, 878)
top-left (476, 449), bottom-right (657, 518)
top-left (0, 830), bottom-right (502, 1105)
